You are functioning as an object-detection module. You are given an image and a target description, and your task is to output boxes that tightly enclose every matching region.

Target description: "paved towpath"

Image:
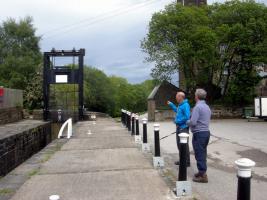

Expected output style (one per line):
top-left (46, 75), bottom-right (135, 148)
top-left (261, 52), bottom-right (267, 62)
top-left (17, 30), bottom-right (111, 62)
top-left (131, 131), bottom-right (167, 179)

top-left (8, 117), bottom-right (175, 200)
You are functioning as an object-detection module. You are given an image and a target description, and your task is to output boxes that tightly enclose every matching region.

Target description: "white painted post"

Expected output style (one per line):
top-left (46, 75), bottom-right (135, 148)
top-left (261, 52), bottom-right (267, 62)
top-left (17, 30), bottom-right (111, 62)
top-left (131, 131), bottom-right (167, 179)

top-left (58, 118), bottom-right (73, 139)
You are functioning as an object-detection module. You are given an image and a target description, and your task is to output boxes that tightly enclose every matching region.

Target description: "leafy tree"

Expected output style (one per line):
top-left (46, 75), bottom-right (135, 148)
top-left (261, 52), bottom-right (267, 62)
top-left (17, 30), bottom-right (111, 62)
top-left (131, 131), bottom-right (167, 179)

top-left (0, 16), bottom-right (42, 109)
top-left (141, 0), bottom-right (267, 105)
top-left (0, 16), bottom-right (42, 89)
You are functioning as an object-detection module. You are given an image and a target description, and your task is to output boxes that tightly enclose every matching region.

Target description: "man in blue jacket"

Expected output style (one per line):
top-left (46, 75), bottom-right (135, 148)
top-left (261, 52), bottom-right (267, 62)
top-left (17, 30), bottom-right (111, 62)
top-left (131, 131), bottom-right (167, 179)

top-left (168, 91), bottom-right (191, 166)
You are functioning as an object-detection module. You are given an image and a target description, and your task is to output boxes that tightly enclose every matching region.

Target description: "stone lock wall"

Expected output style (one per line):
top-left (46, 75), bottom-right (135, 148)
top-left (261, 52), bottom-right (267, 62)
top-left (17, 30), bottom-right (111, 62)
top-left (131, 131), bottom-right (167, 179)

top-left (211, 106), bottom-right (243, 119)
top-left (0, 107), bottom-right (23, 125)
top-left (0, 122), bottom-right (51, 176)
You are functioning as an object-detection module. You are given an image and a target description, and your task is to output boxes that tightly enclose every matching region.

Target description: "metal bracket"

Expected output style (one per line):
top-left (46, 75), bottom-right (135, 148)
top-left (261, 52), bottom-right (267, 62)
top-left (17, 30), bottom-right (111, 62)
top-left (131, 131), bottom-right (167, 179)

top-left (176, 181), bottom-right (192, 197)
top-left (135, 135), bottom-right (142, 144)
top-left (153, 156), bottom-right (164, 168)
top-left (142, 143), bottom-right (150, 152)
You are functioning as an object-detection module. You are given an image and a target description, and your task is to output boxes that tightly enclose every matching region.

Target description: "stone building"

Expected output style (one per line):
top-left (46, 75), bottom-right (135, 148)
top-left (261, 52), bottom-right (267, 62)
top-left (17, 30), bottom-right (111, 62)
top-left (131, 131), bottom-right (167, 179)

top-left (147, 81), bottom-right (182, 121)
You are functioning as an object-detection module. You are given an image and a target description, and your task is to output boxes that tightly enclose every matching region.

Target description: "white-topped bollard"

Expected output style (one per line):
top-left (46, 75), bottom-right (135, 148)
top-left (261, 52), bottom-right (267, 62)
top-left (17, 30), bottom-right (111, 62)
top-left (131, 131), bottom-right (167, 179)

top-left (153, 124), bottom-right (164, 168)
top-left (135, 115), bottom-right (141, 144)
top-left (176, 132), bottom-right (192, 197)
top-left (49, 195), bottom-right (60, 200)
top-left (235, 158), bottom-right (255, 200)
top-left (141, 118), bottom-right (150, 152)
top-left (131, 113), bottom-right (135, 136)
top-left (91, 114), bottom-right (96, 125)
top-left (127, 111), bottom-right (131, 132)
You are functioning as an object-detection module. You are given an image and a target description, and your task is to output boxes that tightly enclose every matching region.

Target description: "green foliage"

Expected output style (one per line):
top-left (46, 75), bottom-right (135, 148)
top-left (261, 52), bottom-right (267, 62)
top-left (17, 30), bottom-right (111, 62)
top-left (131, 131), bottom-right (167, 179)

top-left (0, 16), bottom-right (42, 109)
top-left (84, 66), bottom-right (156, 117)
top-left (0, 16), bottom-right (42, 89)
top-left (141, 0), bottom-right (267, 105)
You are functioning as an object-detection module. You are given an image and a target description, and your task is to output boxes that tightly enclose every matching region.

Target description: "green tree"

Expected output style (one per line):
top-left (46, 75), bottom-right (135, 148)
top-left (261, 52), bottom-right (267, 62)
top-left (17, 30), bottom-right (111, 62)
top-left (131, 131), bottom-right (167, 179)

top-left (84, 66), bottom-right (116, 115)
top-left (0, 16), bottom-right (42, 109)
top-left (141, 1), bottom-right (267, 105)
top-left (0, 16), bottom-right (42, 89)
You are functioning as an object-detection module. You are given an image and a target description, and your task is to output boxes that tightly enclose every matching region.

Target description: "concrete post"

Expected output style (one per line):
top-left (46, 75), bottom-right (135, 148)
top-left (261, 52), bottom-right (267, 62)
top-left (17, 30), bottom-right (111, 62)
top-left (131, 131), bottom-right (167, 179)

top-left (176, 133), bottom-right (192, 197)
top-left (131, 113), bottom-right (135, 136)
top-left (141, 118), bottom-right (150, 152)
top-left (235, 158), bottom-right (255, 200)
top-left (153, 124), bottom-right (164, 168)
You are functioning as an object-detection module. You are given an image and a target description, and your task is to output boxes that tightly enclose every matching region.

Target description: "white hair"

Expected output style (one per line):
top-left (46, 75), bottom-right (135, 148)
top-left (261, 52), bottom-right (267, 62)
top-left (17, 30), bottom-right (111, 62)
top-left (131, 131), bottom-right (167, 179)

top-left (195, 89), bottom-right (207, 100)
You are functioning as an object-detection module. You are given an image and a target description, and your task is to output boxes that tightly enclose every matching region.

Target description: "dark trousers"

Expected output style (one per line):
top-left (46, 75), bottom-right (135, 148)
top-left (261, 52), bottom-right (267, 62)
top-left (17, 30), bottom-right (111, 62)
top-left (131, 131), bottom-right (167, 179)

top-left (176, 126), bottom-right (190, 165)
top-left (192, 131), bottom-right (210, 174)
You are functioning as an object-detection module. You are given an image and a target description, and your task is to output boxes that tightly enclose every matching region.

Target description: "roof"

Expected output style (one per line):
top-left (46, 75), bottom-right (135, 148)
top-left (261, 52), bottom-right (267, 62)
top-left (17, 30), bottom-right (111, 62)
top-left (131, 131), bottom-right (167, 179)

top-left (147, 80), bottom-right (179, 100)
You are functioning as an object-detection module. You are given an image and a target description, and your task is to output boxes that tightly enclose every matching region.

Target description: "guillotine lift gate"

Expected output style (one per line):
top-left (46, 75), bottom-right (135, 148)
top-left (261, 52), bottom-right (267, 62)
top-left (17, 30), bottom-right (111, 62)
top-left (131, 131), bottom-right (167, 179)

top-left (43, 48), bottom-right (85, 122)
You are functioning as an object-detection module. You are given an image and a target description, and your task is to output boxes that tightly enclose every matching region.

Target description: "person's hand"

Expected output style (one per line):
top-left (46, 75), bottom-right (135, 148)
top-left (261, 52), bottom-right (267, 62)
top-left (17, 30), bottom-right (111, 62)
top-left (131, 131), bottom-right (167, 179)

top-left (167, 101), bottom-right (171, 105)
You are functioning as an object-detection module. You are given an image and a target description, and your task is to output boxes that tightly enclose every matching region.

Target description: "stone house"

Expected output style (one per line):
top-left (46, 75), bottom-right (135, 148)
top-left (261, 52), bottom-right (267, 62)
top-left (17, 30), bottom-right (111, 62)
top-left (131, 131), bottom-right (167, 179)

top-left (147, 81), bottom-right (182, 121)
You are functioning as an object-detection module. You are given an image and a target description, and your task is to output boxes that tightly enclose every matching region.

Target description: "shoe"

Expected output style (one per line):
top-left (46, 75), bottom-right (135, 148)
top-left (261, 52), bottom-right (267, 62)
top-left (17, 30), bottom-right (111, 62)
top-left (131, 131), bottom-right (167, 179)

top-left (174, 161), bottom-right (190, 167)
top-left (193, 174), bottom-right (208, 183)
top-left (194, 172), bottom-right (201, 178)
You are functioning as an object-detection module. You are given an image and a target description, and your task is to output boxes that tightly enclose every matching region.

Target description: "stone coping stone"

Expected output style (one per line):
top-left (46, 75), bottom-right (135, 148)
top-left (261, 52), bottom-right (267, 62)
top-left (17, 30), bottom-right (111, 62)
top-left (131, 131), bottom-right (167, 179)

top-left (10, 169), bottom-right (174, 200)
top-left (0, 120), bottom-right (49, 140)
top-left (40, 148), bottom-right (152, 174)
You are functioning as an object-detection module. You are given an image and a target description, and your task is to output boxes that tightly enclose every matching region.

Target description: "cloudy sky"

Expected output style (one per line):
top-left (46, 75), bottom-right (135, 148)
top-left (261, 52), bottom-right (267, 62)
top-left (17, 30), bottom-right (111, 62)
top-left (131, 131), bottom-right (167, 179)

top-left (0, 0), bottom-right (266, 84)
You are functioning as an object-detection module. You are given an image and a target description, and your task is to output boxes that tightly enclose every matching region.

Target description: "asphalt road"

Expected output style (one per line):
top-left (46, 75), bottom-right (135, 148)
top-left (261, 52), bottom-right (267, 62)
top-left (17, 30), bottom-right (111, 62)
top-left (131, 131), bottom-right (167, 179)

top-left (140, 115), bottom-right (267, 200)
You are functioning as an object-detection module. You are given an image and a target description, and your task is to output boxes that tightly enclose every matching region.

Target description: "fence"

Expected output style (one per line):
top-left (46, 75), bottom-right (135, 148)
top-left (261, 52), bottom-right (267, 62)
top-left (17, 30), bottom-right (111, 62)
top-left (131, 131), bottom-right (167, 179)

top-left (0, 87), bottom-right (23, 109)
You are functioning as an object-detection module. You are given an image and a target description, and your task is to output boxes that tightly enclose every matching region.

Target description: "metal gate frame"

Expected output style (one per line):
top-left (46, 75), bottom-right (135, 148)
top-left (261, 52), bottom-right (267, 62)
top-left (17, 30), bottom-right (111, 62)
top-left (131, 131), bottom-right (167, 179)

top-left (43, 48), bottom-right (85, 121)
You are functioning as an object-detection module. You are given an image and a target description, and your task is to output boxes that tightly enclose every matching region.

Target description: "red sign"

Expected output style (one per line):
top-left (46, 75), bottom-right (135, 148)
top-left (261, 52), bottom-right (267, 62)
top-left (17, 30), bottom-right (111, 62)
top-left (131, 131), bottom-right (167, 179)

top-left (0, 87), bottom-right (4, 97)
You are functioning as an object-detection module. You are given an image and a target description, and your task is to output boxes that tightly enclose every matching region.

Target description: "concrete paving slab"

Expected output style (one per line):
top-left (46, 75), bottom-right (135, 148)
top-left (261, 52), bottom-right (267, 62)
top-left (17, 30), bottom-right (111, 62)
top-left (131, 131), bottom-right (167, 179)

top-left (10, 169), bottom-right (174, 200)
top-left (73, 130), bottom-right (130, 138)
top-left (40, 148), bottom-right (152, 174)
top-left (61, 137), bottom-right (137, 150)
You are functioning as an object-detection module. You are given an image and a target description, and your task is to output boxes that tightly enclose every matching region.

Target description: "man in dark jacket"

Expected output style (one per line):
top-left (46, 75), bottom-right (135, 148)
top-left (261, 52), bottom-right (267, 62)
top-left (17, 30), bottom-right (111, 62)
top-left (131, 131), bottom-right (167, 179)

top-left (168, 91), bottom-right (191, 166)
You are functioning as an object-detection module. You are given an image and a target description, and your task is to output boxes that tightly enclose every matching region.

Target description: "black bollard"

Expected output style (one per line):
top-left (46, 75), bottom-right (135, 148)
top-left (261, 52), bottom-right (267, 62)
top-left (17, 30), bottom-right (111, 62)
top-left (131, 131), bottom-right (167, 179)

top-left (178, 133), bottom-right (189, 181)
top-left (154, 124), bottom-right (160, 157)
top-left (131, 114), bottom-right (135, 135)
top-left (135, 115), bottom-right (139, 136)
top-left (142, 118), bottom-right (148, 143)
top-left (127, 112), bottom-right (131, 132)
top-left (123, 110), bottom-right (126, 126)
top-left (121, 109), bottom-right (124, 126)
top-left (125, 111), bottom-right (128, 128)
top-left (235, 158), bottom-right (255, 200)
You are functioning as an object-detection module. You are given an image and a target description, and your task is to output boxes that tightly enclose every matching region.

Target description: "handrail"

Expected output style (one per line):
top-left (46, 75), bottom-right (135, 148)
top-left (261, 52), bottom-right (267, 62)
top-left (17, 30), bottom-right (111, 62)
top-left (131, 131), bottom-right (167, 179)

top-left (58, 118), bottom-right (72, 139)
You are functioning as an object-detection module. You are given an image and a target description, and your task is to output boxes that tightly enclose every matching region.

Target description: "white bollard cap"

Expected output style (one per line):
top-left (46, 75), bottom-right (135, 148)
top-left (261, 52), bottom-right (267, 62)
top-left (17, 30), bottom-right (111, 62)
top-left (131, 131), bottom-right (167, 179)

top-left (178, 133), bottom-right (189, 144)
top-left (49, 195), bottom-right (60, 200)
top-left (235, 158), bottom-right (255, 178)
top-left (142, 118), bottom-right (148, 124)
top-left (154, 124), bottom-right (160, 131)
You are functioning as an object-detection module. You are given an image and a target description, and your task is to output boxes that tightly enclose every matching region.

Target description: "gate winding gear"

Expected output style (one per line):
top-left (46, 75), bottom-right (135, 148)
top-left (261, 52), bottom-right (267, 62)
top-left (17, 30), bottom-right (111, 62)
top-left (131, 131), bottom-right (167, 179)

top-left (43, 48), bottom-right (85, 122)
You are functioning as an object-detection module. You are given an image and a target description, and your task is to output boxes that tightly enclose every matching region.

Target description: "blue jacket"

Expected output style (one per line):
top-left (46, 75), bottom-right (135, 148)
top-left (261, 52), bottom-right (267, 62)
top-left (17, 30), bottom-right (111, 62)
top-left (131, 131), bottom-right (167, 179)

top-left (168, 99), bottom-right (191, 129)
